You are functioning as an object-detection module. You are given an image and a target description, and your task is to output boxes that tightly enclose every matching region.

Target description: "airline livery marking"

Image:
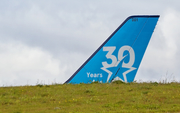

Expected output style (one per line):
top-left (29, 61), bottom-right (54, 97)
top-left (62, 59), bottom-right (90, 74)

top-left (87, 72), bottom-right (103, 78)
top-left (101, 46), bottom-right (136, 82)
top-left (65, 15), bottom-right (160, 84)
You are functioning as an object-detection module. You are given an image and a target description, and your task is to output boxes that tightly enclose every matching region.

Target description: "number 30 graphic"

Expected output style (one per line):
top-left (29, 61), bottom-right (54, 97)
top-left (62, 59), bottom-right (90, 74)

top-left (102, 45), bottom-right (136, 82)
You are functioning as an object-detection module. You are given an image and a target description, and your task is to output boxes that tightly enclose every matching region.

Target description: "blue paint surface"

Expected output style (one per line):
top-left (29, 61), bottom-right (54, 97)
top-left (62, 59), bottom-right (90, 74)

top-left (65, 15), bottom-right (160, 84)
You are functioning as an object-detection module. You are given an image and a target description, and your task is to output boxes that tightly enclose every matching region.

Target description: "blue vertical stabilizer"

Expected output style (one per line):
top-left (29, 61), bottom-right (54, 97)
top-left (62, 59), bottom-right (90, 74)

top-left (65, 15), bottom-right (160, 84)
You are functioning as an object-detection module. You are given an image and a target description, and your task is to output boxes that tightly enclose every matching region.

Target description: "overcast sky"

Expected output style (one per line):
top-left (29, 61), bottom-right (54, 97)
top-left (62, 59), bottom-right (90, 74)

top-left (0, 0), bottom-right (180, 86)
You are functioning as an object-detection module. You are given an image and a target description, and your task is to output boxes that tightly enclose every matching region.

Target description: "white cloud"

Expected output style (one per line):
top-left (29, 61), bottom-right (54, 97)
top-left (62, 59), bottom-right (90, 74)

top-left (0, 41), bottom-right (67, 86)
top-left (136, 9), bottom-right (180, 82)
top-left (1, 1), bottom-right (180, 85)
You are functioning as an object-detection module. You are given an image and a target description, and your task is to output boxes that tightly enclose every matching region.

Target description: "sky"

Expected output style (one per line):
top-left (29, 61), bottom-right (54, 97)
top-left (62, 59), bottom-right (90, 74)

top-left (0, 0), bottom-right (180, 86)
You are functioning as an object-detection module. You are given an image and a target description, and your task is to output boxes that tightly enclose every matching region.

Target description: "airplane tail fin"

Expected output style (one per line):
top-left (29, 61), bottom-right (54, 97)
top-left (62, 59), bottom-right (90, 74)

top-left (65, 15), bottom-right (160, 84)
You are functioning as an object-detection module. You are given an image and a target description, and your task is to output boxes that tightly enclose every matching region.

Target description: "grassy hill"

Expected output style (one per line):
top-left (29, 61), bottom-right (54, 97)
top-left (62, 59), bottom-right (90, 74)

top-left (0, 81), bottom-right (180, 113)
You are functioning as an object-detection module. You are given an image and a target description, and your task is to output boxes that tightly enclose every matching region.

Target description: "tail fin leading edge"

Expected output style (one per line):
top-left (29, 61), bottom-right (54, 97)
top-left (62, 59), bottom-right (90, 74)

top-left (65, 15), bottom-right (160, 84)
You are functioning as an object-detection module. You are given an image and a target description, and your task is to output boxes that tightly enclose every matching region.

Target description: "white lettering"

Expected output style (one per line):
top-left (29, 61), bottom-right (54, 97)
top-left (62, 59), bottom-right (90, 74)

top-left (90, 74), bottom-right (93, 78)
top-left (87, 72), bottom-right (103, 78)
top-left (87, 72), bottom-right (90, 77)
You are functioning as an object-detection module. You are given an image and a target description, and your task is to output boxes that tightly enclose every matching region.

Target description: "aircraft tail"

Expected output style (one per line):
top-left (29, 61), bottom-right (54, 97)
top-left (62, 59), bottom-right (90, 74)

top-left (65, 15), bottom-right (160, 84)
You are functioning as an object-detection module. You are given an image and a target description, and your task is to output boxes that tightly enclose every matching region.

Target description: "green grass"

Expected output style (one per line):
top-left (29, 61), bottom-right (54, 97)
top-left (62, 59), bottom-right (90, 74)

top-left (0, 81), bottom-right (180, 113)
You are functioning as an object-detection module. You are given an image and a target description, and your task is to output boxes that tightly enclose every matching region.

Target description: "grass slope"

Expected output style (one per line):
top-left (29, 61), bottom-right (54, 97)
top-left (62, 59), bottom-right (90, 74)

top-left (0, 81), bottom-right (180, 113)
